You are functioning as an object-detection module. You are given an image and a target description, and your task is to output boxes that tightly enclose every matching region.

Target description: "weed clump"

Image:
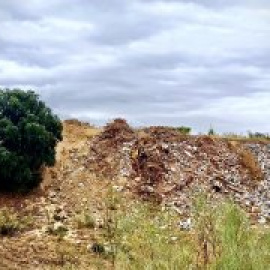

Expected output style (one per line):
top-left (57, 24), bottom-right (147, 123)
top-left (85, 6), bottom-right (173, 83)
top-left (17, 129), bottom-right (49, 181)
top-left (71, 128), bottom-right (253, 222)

top-left (239, 148), bottom-right (263, 181)
top-left (0, 207), bottom-right (31, 236)
top-left (75, 211), bottom-right (95, 229)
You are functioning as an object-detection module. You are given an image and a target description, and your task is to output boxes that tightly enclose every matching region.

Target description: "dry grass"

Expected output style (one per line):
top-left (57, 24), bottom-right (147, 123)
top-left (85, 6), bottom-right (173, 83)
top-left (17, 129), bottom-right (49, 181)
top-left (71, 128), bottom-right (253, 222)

top-left (239, 148), bottom-right (263, 181)
top-left (228, 140), bottom-right (263, 182)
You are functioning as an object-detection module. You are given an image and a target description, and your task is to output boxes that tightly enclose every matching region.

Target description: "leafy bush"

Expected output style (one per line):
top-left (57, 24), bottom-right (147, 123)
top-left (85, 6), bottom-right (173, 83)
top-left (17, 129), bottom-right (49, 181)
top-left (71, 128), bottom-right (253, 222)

top-left (177, 126), bottom-right (191, 134)
top-left (0, 89), bottom-right (62, 192)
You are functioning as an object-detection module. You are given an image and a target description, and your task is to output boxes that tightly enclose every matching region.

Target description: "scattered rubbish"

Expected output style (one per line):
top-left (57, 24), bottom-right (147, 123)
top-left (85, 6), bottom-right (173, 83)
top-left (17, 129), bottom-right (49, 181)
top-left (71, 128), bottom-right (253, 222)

top-left (82, 119), bottom-right (270, 221)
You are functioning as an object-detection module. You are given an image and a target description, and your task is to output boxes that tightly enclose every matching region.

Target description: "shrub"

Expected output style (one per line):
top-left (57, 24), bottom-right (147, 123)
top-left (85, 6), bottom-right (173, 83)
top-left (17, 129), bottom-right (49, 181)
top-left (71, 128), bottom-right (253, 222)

top-left (0, 89), bottom-right (62, 192)
top-left (0, 207), bottom-right (31, 236)
top-left (75, 211), bottom-right (95, 229)
top-left (208, 126), bottom-right (215, 136)
top-left (177, 126), bottom-right (191, 135)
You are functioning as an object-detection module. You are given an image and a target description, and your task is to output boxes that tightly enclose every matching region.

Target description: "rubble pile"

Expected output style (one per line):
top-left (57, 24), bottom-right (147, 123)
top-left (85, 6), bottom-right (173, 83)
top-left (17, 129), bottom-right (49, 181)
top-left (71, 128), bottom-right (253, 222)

top-left (86, 119), bottom-right (270, 220)
top-left (129, 135), bottom-right (252, 203)
top-left (141, 126), bottom-right (181, 141)
top-left (245, 143), bottom-right (270, 182)
top-left (242, 143), bottom-right (270, 222)
top-left (86, 119), bottom-right (136, 178)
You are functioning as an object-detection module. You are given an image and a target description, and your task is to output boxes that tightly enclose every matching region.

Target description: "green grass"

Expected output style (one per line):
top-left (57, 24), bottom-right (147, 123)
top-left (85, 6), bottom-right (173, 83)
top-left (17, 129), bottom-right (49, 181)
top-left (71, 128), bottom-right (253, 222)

top-left (97, 192), bottom-right (270, 270)
top-left (114, 203), bottom-right (193, 269)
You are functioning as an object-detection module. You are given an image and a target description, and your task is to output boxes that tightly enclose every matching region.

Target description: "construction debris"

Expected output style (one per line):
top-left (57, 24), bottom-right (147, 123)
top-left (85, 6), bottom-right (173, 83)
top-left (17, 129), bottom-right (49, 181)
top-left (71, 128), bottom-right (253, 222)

top-left (85, 119), bottom-right (270, 221)
top-left (86, 119), bottom-right (136, 178)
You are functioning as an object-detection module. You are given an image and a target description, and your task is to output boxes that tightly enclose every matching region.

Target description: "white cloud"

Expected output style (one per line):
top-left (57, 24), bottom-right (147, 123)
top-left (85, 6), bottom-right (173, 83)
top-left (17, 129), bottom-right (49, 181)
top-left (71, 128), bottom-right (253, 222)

top-left (0, 0), bottom-right (269, 133)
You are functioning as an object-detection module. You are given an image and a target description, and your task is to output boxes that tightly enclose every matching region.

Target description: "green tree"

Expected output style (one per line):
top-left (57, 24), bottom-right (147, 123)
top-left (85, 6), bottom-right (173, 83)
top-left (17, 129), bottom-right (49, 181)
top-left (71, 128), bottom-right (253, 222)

top-left (0, 89), bottom-right (62, 192)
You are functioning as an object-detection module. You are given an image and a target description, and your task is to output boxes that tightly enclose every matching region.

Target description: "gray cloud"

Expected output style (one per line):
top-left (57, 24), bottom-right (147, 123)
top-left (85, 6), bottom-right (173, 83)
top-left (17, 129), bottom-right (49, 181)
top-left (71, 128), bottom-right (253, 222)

top-left (0, 0), bottom-right (269, 133)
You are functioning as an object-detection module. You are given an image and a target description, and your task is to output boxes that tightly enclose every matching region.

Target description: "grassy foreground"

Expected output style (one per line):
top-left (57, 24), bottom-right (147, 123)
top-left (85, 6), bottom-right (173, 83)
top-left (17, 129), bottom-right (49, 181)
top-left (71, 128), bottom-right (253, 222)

top-left (94, 191), bottom-right (270, 270)
top-left (1, 191), bottom-right (270, 269)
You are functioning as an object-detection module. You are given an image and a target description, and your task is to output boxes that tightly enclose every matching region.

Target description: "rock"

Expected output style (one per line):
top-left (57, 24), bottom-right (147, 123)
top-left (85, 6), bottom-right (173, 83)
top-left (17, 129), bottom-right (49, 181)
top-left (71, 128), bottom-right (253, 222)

top-left (178, 218), bottom-right (192, 230)
top-left (78, 183), bottom-right (84, 188)
top-left (88, 243), bottom-right (105, 254)
top-left (258, 216), bottom-right (267, 224)
top-left (141, 185), bottom-right (154, 193)
top-left (112, 185), bottom-right (124, 192)
top-left (170, 236), bottom-right (178, 241)
top-left (48, 191), bottom-right (57, 199)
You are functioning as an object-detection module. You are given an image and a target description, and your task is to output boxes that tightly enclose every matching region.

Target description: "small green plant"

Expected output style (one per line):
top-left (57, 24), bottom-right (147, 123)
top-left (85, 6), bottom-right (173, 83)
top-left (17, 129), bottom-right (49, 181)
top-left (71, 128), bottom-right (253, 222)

top-left (91, 243), bottom-right (106, 254)
top-left (211, 203), bottom-right (270, 270)
top-left (193, 193), bottom-right (221, 267)
top-left (112, 201), bottom-right (194, 269)
top-left (177, 126), bottom-right (191, 135)
top-left (0, 207), bottom-right (31, 236)
top-left (103, 186), bottom-right (123, 266)
top-left (75, 211), bottom-right (95, 229)
top-left (47, 222), bottom-right (68, 238)
top-left (208, 126), bottom-right (215, 136)
top-left (192, 194), bottom-right (270, 270)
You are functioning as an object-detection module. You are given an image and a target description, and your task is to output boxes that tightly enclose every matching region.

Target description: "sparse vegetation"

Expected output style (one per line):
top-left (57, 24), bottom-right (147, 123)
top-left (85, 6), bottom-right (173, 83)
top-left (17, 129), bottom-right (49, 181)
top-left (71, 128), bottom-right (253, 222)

top-left (105, 194), bottom-right (270, 270)
top-left (177, 126), bottom-right (192, 134)
top-left (0, 118), bottom-right (269, 269)
top-left (0, 207), bottom-right (32, 236)
top-left (208, 126), bottom-right (216, 136)
top-left (114, 202), bottom-right (193, 270)
top-left (75, 210), bottom-right (96, 229)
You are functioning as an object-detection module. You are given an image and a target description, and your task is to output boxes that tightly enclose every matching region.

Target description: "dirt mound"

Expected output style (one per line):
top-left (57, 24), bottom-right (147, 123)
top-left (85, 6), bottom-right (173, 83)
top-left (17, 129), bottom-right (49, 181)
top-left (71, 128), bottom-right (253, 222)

top-left (98, 118), bottom-right (135, 144)
top-left (129, 135), bottom-right (255, 203)
top-left (87, 119), bottom-right (136, 178)
top-left (83, 119), bottom-right (270, 219)
top-left (87, 120), bottom-right (260, 202)
top-left (141, 126), bottom-right (181, 141)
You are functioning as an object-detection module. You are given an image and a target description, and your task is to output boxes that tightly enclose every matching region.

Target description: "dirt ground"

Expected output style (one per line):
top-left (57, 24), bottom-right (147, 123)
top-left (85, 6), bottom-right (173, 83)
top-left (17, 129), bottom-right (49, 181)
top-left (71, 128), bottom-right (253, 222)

top-left (0, 119), bottom-right (269, 269)
top-left (0, 121), bottom-right (116, 269)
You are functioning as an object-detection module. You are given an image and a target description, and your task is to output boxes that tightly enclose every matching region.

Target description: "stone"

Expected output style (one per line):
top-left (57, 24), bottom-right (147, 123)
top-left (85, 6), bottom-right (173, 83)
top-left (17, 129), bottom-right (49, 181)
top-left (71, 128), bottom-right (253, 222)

top-left (178, 218), bottom-right (192, 230)
top-left (112, 185), bottom-right (124, 192)
top-left (78, 183), bottom-right (84, 188)
top-left (258, 216), bottom-right (267, 224)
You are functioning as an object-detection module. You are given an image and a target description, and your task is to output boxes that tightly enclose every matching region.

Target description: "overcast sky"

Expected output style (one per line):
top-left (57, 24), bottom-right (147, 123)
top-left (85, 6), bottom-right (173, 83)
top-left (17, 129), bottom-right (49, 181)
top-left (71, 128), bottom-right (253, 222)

top-left (0, 0), bottom-right (269, 133)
